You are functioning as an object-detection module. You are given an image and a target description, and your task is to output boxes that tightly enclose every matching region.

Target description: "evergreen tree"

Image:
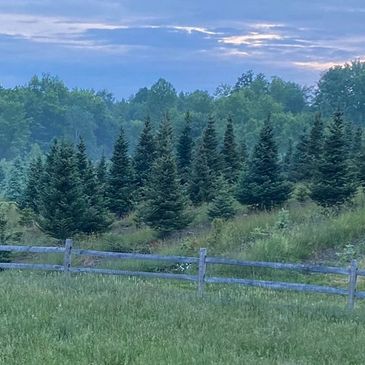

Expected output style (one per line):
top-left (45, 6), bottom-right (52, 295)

top-left (176, 112), bottom-right (194, 184)
top-left (358, 145), bottom-right (365, 187)
top-left (311, 112), bottom-right (356, 207)
top-left (96, 153), bottom-right (108, 197)
top-left (239, 139), bottom-right (249, 167)
top-left (282, 138), bottom-right (293, 178)
top-left (23, 156), bottom-right (43, 213)
top-left (5, 157), bottom-right (26, 205)
top-left (0, 165), bottom-right (6, 194)
top-left (76, 137), bottom-right (88, 178)
top-left (142, 119), bottom-right (189, 234)
top-left (350, 127), bottom-right (363, 183)
top-left (290, 131), bottom-right (311, 182)
top-left (222, 117), bottom-right (240, 184)
top-left (76, 139), bottom-right (111, 234)
top-left (107, 127), bottom-right (134, 217)
top-left (189, 143), bottom-right (213, 205)
top-left (202, 115), bottom-right (221, 176)
top-left (208, 176), bottom-right (237, 220)
top-left (352, 126), bottom-right (363, 158)
top-left (156, 113), bottom-right (174, 158)
top-left (236, 118), bottom-right (290, 209)
top-left (38, 141), bottom-right (86, 239)
top-left (307, 113), bottom-right (324, 177)
top-left (133, 117), bottom-right (156, 189)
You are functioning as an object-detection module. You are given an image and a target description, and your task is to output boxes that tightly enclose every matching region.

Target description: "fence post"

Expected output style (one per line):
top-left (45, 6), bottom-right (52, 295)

top-left (64, 239), bottom-right (73, 275)
top-left (198, 248), bottom-right (207, 297)
top-left (348, 259), bottom-right (358, 311)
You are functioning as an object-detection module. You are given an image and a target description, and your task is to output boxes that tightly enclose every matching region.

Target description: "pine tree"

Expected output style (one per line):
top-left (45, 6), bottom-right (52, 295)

top-left (76, 140), bottom-right (111, 234)
top-left (236, 118), bottom-right (290, 209)
top-left (208, 176), bottom-right (237, 220)
top-left (239, 138), bottom-right (249, 167)
top-left (282, 138), bottom-right (293, 178)
top-left (96, 153), bottom-right (108, 197)
top-left (142, 118), bottom-right (189, 234)
top-left (189, 143), bottom-right (213, 205)
top-left (290, 131), bottom-right (311, 182)
top-left (5, 157), bottom-right (26, 206)
top-left (358, 145), bottom-right (365, 187)
top-left (176, 112), bottom-right (194, 185)
top-left (0, 165), bottom-right (6, 194)
top-left (311, 111), bottom-right (356, 207)
top-left (23, 156), bottom-right (43, 213)
top-left (307, 113), bottom-right (324, 177)
top-left (202, 116), bottom-right (221, 177)
top-left (350, 127), bottom-right (363, 183)
top-left (222, 117), bottom-right (240, 184)
top-left (38, 141), bottom-right (86, 239)
top-left (133, 117), bottom-right (156, 189)
top-left (107, 127), bottom-right (134, 217)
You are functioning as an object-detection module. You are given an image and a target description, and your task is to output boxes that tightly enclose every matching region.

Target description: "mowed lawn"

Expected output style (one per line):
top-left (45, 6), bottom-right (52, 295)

top-left (1, 272), bottom-right (365, 364)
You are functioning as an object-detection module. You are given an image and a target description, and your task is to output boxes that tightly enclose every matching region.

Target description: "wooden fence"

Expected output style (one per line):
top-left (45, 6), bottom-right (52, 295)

top-left (1, 239), bottom-right (364, 310)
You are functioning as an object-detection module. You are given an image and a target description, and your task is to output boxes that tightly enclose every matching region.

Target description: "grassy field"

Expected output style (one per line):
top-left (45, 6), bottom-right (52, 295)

top-left (1, 271), bottom-right (365, 365)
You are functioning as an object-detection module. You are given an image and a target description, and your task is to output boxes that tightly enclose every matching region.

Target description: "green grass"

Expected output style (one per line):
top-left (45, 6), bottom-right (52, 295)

top-left (1, 271), bottom-right (365, 365)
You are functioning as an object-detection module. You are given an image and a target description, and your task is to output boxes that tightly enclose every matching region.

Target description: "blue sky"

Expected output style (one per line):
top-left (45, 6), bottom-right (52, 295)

top-left (0, 0), bottom-right (364, 97)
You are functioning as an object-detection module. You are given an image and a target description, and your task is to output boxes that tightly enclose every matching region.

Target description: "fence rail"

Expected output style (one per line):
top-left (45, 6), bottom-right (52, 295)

top-left (0, 241), bottom-right (364, 309)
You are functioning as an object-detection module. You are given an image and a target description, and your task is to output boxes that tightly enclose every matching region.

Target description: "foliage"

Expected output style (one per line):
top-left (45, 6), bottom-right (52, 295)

top-left (311, 112), bottom-right (356, 207)
top-left (141, 118), bottom-right (190, 234)
top-left (37, 141), bottom-right (86, 240)
top-left (208, 177), bottom-right (237, 220)
top-left (107, 127), bottom-right (134, 217)
top-left (176, 112), bottom-right (194, 185)
top-left (236, 119), bottom-right (291, 209)
top-left (221, 116), bottom-right (240, 184)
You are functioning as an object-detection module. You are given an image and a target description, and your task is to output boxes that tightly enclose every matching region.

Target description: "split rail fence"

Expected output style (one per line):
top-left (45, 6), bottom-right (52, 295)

top-left (1, 239), bottom-right (364, 310)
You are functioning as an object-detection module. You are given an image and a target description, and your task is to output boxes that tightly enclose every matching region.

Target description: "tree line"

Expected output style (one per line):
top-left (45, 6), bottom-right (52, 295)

top-left (1, 60), bottom-right (364, 162)
top-left (5, 108), bottom-right (363, 239)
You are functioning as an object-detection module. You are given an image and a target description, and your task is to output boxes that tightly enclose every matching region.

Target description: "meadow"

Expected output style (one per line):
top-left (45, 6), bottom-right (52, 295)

top-left (3, 197), bottom-right (365, 364)
top-left (1, 271), bottom-right (365, 365)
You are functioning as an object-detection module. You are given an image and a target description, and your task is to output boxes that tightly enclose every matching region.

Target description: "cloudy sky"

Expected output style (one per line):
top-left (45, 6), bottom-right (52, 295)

top-left (0, 0), bottom-right (364, 97)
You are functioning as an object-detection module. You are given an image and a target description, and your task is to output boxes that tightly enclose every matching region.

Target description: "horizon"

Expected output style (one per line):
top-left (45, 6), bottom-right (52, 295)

top-left (0, 1), bottom-right (364, 98)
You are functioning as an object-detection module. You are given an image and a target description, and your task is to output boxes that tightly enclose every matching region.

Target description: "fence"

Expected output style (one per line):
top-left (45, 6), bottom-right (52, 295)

top-left (1, 239), bottom-right (364, 310)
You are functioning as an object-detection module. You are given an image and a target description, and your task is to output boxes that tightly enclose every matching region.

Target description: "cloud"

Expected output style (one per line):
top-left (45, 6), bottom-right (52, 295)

top-left (219, 32), bottom-right (283, 46)
top-left (294, 57), bottom-right (365, 71)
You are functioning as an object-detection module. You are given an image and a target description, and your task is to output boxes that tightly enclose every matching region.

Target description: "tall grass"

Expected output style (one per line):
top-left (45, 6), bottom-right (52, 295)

top-left (1, 271), bottom-right (365, 365)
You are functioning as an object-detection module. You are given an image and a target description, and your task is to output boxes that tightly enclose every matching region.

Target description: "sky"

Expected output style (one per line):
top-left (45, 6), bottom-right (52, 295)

top-left (0, 0), bottom-right (364, 98)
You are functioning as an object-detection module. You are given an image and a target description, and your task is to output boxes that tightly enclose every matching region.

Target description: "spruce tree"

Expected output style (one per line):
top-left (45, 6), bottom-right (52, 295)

top-left (202, 115), bottom-right (221, 177)
top-left (142, 118), bottom-right (189, 234)
top-left (176, 112), bottom-right (194, 185)
top-left (189, 143), bottom-right (213, 205)
top-left (23, 156), bottom-right (43, 213)
top-left (307, 113), bottom-right (324, 177)
top-left (208, 176), bottom-right (237, 220)
top-left (107, 127), bottom-right (134, 217)
top-left (5, 157), bottom-right (26, 206)
top-left (311, 111), bottom-right (356, 207)
top-left (96, 153), bottom-right (108, 198)
top-left (290, 131), bottom-right (311, 182)
top-left (76, 140), bottom-right (111, 234)
top-left (239, 138), bottom-right (249, 167)
top-left (282, 138), bottom-right (293, 178)
top-left (222, 117), bottom-right (240, 184)
top-left (38, 141), bottom-right (86, 240)
top-left (236, 119), bottom-right (290, 209)
top-left (133, 117), bottom-right (156, 189)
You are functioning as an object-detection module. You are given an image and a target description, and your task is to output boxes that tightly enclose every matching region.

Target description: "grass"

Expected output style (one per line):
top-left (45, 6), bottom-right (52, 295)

top-left (1, 271), bottom-right (365, 364)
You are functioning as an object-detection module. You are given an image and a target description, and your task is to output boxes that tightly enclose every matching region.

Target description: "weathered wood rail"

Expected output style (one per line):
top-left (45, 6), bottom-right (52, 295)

top-left (0, 240), bottom-right (364, 309)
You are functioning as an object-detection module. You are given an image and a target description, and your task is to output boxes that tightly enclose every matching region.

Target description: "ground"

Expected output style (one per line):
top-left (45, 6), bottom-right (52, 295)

top-left (1, 271), bottom-right (365, 365)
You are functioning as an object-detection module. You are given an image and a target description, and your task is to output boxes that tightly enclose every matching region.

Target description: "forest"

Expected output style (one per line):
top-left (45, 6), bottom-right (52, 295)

top-left (0, 60), bottom-right (365, 240)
